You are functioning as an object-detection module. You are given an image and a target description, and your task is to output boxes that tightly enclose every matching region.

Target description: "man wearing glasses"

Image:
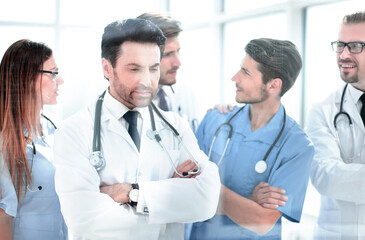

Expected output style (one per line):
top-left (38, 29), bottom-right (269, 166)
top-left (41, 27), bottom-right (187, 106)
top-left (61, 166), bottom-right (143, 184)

top-left (307, 11), bottom-right (365, 239)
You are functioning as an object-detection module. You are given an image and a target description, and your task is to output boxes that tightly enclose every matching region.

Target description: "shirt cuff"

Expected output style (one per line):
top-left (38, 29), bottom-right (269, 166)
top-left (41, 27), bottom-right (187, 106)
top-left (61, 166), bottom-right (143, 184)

top-left (135, 184), bottom-right (149, 214)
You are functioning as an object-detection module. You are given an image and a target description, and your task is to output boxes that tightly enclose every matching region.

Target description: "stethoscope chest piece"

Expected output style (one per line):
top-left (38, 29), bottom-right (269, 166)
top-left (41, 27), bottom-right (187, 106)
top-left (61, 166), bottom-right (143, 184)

top-left (255, 160), bottom-right (267, 174)
top-left (89, 151), bottom-right (105, 171)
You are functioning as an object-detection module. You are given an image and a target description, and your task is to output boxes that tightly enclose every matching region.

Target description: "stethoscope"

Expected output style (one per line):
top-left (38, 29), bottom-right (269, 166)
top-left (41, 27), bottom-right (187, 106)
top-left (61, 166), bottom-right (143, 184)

top-left (208, 105), bottom-right (286, 174)
top-left (333, 83), bottom-right (356, 159)
top-left (26, 114), bottom-right (57, 192)
top-left (89, 91), bottom-right (201, 177)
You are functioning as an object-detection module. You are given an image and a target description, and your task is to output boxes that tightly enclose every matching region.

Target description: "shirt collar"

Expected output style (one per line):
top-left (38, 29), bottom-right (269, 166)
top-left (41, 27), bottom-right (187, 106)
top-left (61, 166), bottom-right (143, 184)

top-left (242, 104), bottom-right (286, 144)
top-left (348, 83), bottom-right (364, 104)
top-left (103, 89), bottom-right (146, 119)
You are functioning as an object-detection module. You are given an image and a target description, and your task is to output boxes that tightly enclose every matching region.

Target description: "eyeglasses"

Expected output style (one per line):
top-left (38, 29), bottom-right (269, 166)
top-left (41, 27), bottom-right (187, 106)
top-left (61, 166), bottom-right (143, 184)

top-left (331, 41), bottom-right (365, 54)
top-left (39, 70), bottom-right (59, 81)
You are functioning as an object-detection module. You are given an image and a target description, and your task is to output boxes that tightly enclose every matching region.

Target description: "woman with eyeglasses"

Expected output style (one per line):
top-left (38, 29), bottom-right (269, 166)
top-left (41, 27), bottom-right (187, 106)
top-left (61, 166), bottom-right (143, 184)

top-left (0, 39), bottom-right (67, 239)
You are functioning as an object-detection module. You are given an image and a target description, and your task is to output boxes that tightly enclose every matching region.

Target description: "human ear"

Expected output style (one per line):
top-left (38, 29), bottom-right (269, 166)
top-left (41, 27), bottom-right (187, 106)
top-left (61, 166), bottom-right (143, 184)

top-left (268, 78), bottom-right (282, 93)
top-left (102, 58), bottom-right (113, 80)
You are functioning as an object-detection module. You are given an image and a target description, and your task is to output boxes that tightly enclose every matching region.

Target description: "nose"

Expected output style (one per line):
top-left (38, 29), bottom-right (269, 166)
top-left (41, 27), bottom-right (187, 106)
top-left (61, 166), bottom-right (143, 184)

top-left (172, 53), bottom-right (181, 67)
top-left (57, 75), bottom-right (64, 85)
top-left (231, 71), bottom-right (240, 83)
top-left (140, 70), bottom-right (153, 86)
top-left (340, 45), bottom-right (352, 59)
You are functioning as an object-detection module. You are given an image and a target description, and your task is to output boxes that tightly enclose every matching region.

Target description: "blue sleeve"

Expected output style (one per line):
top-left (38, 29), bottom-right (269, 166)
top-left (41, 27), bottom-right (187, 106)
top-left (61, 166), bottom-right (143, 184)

top-left (270, 125), bottom-right (314, 223)
top-left (195, 110), bottom-right (217, 153)
top-left (195, 113), bottom-right (207, 148)
top-left (0, 157), bottom-right (18, 217)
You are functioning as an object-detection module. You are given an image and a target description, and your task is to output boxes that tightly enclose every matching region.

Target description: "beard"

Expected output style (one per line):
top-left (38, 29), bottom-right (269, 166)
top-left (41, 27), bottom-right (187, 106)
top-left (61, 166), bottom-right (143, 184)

top-left (111, 73), bottom-right (155, 109)
top-left (236, 84), bottom-right (269, 104)
top-left (159, 67), bottom-right (179, 86)
top-left (340, 71), bottom-right (359, 84)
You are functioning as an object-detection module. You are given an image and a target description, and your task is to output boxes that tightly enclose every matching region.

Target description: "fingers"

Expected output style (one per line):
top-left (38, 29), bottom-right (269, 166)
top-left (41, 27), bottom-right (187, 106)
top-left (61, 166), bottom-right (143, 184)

top-left (257, 192), bottom-right (288, 207)
top-left (173, 160), bottom-right (199, 178)
top-left (252, 182), bottom-right (288, 209)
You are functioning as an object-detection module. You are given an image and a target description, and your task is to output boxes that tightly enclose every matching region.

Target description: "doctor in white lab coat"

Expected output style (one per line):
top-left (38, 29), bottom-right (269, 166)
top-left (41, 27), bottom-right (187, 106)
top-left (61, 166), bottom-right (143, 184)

top-left (306, 11), bottom-right (365, 240)
top-left (53, 18), bottom-right (220, 240)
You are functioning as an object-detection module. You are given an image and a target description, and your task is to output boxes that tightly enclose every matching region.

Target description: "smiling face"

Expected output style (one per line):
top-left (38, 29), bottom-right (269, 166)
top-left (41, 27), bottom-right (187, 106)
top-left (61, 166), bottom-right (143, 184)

top-left (102, 41), bottom-right (161, 109)
top-left (231, 54), bottom-right (269, 104)
top-left (159, 37), bottom-right (181, 86)
top-left (38, 55), bottom-right (64, 105)
top-left (337, 22), bottom-right (365, 90)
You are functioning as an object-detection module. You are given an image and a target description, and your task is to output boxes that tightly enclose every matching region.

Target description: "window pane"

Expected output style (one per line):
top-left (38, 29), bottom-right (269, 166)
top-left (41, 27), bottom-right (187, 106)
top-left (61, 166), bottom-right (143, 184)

top-left (0, 26), bottom-right (55, 58)
top-left (57, 27), bottom-right (108, 120)
top-left (304, 0), bottom-right (365, 120)
top-left (224, 0), bottom-right (287, 14)
top-left (60, 0), bottom-right (159, 26)
top-left (223, 13), bottom-right (290, 114)
top-left (170, 0), bottom-right (214, 25)
top-left (178, 27), bottom-right (218, 119)
top-left (0, 0), bottom-right (55, 23)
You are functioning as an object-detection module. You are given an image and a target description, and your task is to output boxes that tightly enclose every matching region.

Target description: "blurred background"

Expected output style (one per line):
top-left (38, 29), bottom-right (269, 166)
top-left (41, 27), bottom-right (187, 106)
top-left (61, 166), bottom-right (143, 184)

top-left (1, 0), bottom-right (364, 238)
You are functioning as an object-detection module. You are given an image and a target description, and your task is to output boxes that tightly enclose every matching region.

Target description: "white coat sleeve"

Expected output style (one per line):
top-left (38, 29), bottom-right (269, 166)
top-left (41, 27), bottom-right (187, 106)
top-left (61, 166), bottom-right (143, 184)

top-left (140, 116), bottom-right (221, 224)
top-left (306, 103), bottom-right (365, 204)
top-left (53, 112), bottom-right (147, 239)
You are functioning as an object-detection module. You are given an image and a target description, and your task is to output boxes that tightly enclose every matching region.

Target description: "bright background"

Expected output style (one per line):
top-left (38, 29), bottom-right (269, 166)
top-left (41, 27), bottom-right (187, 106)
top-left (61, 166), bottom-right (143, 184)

top-left (1, 0), bottom-right (364, 239)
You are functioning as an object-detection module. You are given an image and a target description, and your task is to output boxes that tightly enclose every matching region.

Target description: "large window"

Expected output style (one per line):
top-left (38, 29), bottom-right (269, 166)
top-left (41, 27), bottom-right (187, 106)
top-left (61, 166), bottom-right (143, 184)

top-left (304, 0), bottom-right (365, 122)
top-left (0, 0), bottom-right (162, 120)
top-left (0, 2), bottom-right (361, 238)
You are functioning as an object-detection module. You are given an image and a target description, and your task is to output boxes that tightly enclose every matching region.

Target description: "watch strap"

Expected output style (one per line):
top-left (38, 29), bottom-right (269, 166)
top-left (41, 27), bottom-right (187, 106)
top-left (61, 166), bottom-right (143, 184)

top-left (129, 183), bottom-right (139, 207)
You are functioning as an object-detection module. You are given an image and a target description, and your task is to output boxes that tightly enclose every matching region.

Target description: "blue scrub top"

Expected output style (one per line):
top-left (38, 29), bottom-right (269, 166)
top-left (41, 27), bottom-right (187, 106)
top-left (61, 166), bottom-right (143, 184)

top-left (189, 105), bottom-right (314, 240)
top-left (0, 118), bottom-right (68, 240)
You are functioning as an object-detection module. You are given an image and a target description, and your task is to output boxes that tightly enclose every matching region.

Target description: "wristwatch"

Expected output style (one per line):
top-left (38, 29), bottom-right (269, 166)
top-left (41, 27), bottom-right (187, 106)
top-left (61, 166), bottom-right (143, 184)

top-left (128, 183), bottom-right (139, 207)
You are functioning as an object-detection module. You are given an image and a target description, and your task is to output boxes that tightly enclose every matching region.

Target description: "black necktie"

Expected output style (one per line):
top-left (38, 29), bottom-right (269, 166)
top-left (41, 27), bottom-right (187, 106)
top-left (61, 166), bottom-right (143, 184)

top-left (124, 111), bottom-right (140, 150)
top-left (360, 93), bottom-right (365, 126)
top-left (157, 89), bottom-right (169, 111)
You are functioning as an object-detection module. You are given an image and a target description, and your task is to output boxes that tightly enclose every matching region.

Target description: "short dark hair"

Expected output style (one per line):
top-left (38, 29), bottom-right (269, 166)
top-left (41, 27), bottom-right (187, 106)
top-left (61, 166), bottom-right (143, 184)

top-left (101, 18), bottom-right (166, 67)
top-left (137, 12), bottom-right (182, 38)
top-left (343, 11), bottom-right (365, 24)
top-left (245, 38), bottom-right (302, 97)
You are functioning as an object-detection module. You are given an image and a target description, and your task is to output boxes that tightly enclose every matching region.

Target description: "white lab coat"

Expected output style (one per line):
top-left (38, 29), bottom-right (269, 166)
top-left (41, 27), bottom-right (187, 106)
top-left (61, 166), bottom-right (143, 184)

top-left (153, 82), bottom-right (200, 132)
top-left (307, 83), bottom-right (365, 240)
top-left (53, 91), bottom-right (220, 240)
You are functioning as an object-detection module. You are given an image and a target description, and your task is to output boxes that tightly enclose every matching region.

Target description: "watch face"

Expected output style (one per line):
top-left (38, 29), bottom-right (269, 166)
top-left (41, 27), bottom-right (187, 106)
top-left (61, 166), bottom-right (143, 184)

top-left (129, 189), bottom-right (139, 202)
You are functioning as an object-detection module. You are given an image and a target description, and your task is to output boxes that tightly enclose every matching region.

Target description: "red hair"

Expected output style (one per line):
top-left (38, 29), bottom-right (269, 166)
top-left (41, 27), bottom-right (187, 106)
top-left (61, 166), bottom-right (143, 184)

top-left (0, 39), bottom-right (52, 199)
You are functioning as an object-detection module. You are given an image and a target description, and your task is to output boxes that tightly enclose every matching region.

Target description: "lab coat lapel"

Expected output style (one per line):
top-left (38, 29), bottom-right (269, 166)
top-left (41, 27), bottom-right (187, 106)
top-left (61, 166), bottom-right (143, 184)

top-left (104, 115), bottom-right (140, 151)
top-left (343, 93), bottom-right (365, 134)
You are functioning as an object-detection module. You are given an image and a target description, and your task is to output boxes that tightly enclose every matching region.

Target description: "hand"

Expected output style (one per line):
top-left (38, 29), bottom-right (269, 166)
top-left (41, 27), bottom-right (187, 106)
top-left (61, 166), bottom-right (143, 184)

top-left (207, 104), bottom-right (235, 114)
top-left (100, 183), bottom-right (132, 204)
top-left (172, 160), bottom-right (200, 178)
top-left (248, 182), bottom-right (287, 209)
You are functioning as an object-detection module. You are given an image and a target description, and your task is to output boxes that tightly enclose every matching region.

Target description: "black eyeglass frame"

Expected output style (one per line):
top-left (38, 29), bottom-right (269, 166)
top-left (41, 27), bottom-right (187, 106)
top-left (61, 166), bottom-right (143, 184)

top-left (39, 70), bottom-right (59, 81)
top-left (331, 41), bottom-right (365, 54)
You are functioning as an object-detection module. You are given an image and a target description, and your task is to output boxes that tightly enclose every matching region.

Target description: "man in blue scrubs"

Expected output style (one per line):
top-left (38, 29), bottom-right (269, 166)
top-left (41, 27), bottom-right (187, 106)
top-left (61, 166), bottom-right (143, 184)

top-left (189, 38), bottom-right (314, 240)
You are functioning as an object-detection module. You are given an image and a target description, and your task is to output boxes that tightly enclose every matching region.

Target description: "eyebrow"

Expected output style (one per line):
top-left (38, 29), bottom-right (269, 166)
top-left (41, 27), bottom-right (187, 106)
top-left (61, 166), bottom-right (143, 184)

top-left (126, 63), bottom-right (160, 67)
top-left (163, 49), bottom-right (180, 55)
top-left (241, 67), bottom-right (250, 74)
